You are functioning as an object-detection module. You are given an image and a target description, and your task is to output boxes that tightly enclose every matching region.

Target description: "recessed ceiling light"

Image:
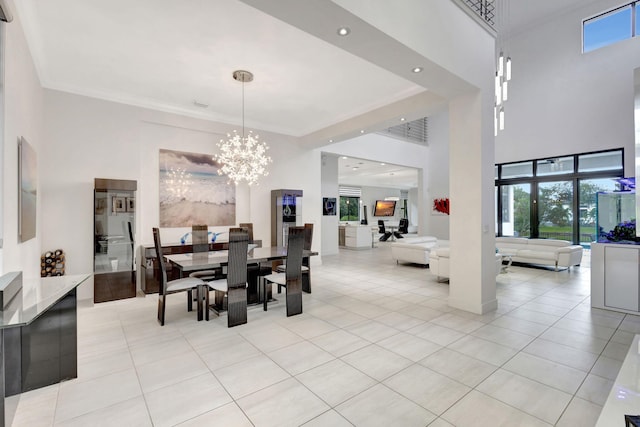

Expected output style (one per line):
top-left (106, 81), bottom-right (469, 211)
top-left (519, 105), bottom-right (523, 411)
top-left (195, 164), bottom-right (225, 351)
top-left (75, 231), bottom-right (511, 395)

top-left (352, 167), bottom-right (359, 170)
top-left (400, 117), bottom-right (406, 122)
top-left (380, 163), bottom-right (386, 166)
top-left (412, 67), bottom-right (423, 73)
top-left (342, 156), bottom-right (348, 159)
top-left (337, 27), bottom-right (351, 36)
top-left (360, 130), bottom-right (365, 134)
top-left (329, 139), bottom-right (333, 143)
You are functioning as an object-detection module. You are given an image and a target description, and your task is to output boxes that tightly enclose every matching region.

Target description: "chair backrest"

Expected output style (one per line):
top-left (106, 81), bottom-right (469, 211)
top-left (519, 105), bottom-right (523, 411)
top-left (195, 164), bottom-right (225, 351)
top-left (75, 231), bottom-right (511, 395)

top-left (191, 224), bottom-right (209, 254)
top-left (152, 228), bottom-right (168, 295)
top-left (238, 223), bottom-right (254, 243)
top-left (398, 218), bottom-right (408, 233)
top-left (303, 223), bottom-right (314, 251)
top-left (285, 226), bottom-right (305, 281)
top-left (378, 220), bottom-right (386, 233)
top-left (227, 228), bottom-right (249, 289)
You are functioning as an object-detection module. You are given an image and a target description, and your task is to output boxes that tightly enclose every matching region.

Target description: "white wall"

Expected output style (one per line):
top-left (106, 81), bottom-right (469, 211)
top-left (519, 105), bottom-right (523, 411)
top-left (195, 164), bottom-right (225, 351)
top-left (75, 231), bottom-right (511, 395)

top-left (320, 154), bottom-right (339, 255)
top-left (497, 0), bottom-right (640, 175)
top-left (3, 6), bottom-right (44, 285)
top-left (361, 187), bottom-right (402, 223)
top-left (425, 109), bottom-right (450, 240)
top-left (41, 90), bottom-right (320, 300)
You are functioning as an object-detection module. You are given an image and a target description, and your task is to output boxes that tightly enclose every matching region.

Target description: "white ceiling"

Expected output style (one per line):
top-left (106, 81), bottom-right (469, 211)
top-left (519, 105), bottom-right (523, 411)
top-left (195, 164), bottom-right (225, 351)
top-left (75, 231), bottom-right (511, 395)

top-left (337, 155), bottom-right (419, 190)
top-left (11, 0), bottom-right (593, 186)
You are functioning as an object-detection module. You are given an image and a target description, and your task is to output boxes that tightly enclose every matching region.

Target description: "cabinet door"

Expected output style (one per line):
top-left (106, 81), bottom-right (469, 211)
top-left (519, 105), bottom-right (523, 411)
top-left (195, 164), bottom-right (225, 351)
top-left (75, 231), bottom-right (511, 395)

top-left (604, 246), bottom-right (640, 312)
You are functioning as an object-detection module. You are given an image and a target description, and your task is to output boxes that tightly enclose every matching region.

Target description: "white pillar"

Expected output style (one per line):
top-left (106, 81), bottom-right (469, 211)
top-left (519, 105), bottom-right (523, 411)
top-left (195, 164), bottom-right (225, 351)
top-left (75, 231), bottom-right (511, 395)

top-left (448, 91), bottom-right (497, 314)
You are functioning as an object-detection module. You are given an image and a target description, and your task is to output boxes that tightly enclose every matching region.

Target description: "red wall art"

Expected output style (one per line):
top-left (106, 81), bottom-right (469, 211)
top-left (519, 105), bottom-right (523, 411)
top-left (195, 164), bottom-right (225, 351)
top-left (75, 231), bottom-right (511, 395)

top-left (432, 198), bottom-right (450, 215)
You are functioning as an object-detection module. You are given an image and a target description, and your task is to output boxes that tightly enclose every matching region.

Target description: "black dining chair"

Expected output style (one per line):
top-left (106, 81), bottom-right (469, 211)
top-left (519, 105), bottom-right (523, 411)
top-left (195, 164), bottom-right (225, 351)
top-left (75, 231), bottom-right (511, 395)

top-left (275, 223), bottom-right (313, 293)
top-left (263, 226), bottom-right (305, 316)
top-left (205, 228), bottom-right (249, 327)
top-left (378, 220), bottom-right (392, 242)
top-left (153, 228), bottom-right (206, 326)
top-left (395, 218), bottom-right (408, 239)
top-left (189, 225), bottom-right (221, 282)
top-left (398, 218), bottom-right (409, 234)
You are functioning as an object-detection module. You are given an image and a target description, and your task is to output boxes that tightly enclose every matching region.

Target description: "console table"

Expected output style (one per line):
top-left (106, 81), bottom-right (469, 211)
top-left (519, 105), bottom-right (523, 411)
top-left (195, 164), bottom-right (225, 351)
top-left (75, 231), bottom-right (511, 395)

top-left (0, 272), bottom-right (90, 427)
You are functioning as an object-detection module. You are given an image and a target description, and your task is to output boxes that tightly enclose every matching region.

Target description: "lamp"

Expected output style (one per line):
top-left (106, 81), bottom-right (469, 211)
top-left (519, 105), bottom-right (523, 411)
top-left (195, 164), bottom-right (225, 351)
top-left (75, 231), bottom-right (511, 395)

top-left (215, 70), bottom-right (272, 185)
top-left (494, 0), bottom-right (512, 136)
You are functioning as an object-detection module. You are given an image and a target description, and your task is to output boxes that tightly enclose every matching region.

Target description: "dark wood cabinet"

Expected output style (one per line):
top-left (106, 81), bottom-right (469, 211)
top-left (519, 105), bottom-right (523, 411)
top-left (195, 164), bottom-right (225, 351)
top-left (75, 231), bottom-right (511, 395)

top-left (94, 178), bottom-right (137, 303)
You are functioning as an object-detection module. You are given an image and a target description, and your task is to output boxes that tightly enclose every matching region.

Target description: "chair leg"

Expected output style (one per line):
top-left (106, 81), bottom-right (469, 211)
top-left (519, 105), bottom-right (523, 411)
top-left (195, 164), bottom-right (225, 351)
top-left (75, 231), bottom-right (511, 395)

top-left (157, 294), bottom-right (166, 326)
top-left (278, 284), bottom-right (282, 294)
top-left (263, 280), bottom-right (268, 311)
top-left (196, 287), bottom-right (203, 321)
top-left (204, 285), bottom-right (210, 321)
top-left (227, 286), bottom-right (247, 327)
top-left (187, 289), bottom-right (193, 312)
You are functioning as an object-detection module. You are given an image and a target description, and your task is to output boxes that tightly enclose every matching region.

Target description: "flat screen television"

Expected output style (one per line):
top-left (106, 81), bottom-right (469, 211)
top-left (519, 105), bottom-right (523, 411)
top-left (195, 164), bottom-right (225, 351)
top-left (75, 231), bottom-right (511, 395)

top-left (373, 200), bottom-right (396, 217)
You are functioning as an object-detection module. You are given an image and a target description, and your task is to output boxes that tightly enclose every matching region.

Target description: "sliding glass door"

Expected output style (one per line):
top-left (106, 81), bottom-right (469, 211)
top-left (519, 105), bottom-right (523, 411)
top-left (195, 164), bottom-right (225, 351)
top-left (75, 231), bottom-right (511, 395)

top-left (537, 181), bottom-right (573, 241)
top-left (500, 183), bottom-right (531, 237)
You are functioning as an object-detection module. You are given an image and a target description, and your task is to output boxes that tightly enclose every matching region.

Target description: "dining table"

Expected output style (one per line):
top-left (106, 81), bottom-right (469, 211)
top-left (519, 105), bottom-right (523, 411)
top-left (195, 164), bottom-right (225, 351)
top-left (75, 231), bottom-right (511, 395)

top-left (164, 246), bottom-right (317, 307)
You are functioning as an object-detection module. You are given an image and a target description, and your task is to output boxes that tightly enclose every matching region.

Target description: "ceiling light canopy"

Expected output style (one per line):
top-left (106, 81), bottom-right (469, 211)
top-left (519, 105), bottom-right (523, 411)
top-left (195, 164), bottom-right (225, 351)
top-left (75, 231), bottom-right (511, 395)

top-left (215, 70), bottom-right (272, 186)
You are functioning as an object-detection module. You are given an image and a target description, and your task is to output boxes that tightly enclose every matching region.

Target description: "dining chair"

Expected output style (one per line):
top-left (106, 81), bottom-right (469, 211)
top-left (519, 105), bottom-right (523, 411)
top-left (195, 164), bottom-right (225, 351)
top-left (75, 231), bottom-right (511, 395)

top-left (189, 225), bottom-right (221, 282)
top-left (275, 223), bottom-right (313, 293)
top-left (205, 228), bottom-right (249, 327)
top-left (240, 222), bottom-right (271, 303)
top-left (263, 226), bottom-right (305, 316)
top-left (377, 220), bottom-right (392, 241)
top-left (153, 228), bottom-right (206, 326)
top-left (238, 222), bottom-right (254, 243)
top-left (399, 218), bottom-right (408, 233)
top-left (395, 218), bottom-right (408, 239)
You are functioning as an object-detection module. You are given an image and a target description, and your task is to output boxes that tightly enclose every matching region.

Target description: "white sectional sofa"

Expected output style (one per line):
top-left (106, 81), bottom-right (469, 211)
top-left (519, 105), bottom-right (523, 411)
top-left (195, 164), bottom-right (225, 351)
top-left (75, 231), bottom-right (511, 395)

top-left (390, 236), bottom-right (440, 266)
top-left (429, 247), bottom-right (503, 281)
top-left (495, 237), bottom-right (583, 271)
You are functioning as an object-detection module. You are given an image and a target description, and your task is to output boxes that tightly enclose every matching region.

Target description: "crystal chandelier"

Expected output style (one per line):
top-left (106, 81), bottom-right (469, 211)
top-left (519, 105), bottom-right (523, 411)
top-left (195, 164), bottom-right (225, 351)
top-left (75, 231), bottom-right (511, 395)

top-left (494, 0), bottom-right (512, 136)
top-left (215, 70), bottom-right (272, 186)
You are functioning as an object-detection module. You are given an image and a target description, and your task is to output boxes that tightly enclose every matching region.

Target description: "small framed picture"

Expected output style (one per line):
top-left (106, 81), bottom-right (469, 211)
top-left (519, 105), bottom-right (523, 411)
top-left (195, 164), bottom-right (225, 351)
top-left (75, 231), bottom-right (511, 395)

top-left (126, 197), bottom-right (135, 212)
top-left (112, 196), bottom-right (126, 213)
top-left (323, 197), bottom-right (336, 216)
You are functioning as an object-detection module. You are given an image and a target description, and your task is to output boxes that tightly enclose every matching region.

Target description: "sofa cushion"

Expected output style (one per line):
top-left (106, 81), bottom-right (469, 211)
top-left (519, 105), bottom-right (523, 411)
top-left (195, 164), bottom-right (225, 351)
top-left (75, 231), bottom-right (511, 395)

top-left (515, 250), bottom-right (557, 261)
top-left (391, 241), bottom-right (437, 250)
top-left (401, 236), bottom-right (437, 245)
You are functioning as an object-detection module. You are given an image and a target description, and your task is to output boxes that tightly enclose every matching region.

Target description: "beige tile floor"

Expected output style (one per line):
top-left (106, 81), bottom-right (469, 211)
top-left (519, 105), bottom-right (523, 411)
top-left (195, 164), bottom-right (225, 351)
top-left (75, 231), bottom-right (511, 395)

top-left (8, 245), bottom-right (636, 426)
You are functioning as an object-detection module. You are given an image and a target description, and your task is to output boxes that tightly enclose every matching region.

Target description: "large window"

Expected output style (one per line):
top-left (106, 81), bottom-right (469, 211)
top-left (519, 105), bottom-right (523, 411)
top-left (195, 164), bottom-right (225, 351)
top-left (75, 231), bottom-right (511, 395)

top-left (339, 186), bottom-right (361, 222)
top-left (583, 2), bottom-right (638, 52)
top-left (496, 149), bottom-right (624, 246)
top-left (339, 196), bottom-right (360, 221)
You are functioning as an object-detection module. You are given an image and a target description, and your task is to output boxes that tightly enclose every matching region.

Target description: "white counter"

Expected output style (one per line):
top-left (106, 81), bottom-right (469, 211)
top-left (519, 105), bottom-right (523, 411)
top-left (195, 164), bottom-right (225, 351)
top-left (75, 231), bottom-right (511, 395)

top-left (596, 334), bottom-right (640, 426)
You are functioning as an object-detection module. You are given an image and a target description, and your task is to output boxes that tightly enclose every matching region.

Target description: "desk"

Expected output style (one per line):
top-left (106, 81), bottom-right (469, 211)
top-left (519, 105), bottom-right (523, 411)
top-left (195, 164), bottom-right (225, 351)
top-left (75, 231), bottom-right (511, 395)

top-left (0, 273), bottom-right (91, 427)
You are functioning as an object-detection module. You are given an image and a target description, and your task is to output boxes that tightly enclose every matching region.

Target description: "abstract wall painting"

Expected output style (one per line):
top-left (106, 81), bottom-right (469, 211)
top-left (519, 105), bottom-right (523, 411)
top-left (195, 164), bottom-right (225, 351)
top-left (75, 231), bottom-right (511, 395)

top-left (19, 137), bottom-right (37, 242)
top-left (159, 149), bottom-right (235, 227)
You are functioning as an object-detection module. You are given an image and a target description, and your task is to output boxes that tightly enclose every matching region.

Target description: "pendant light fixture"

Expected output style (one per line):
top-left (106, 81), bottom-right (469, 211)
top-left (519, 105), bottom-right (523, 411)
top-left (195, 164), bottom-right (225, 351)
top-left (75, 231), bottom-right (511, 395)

top-left (215, 70), bottom-right (272, 185)
top-left (494, 0), bottom-right (512, 136)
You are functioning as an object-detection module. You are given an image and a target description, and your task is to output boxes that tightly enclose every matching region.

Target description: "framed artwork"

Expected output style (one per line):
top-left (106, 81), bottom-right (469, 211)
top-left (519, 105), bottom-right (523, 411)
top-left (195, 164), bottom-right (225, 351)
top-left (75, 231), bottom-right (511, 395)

top-left (323, 197), bottom-right (336, 215)
top-left (159, 148), bottom-right (235, 227)
top-left (126, 197), bottom-right (135, 212)
top-left (95, 197), bottom-right (106, 215)
top-left (112, 196), bottom-right (126, 213)
top-left (18, 137), bottom-right (37, 242)
top-left (432, 198), bottom-right (450, 215)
